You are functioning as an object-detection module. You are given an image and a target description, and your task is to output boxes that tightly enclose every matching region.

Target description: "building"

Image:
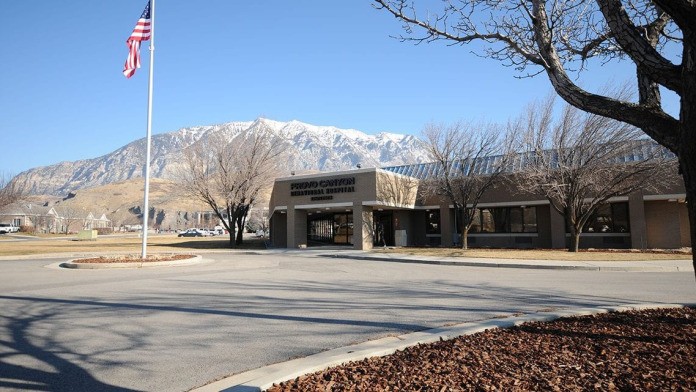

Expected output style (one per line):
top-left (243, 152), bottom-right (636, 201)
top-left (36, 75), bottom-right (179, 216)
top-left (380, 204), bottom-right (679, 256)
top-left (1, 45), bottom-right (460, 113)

top-left (0, 203), bottom-right (112, 234)
top-left (268, 165), bottom-right (690, 251)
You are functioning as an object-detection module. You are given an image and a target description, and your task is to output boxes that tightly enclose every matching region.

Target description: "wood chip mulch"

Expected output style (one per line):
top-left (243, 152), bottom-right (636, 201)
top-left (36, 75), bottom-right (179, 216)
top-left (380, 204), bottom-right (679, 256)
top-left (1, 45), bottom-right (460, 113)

top-left (268, 307), bottom-right (696, 391)
top-left (72, 254), bottom-right (194, 263)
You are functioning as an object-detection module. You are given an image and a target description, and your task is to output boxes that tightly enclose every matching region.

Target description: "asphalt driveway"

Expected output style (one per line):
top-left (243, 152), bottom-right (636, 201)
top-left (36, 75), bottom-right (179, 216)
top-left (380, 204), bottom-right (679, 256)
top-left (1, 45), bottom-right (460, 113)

top-left (0, 252), bottom-right (695, 391)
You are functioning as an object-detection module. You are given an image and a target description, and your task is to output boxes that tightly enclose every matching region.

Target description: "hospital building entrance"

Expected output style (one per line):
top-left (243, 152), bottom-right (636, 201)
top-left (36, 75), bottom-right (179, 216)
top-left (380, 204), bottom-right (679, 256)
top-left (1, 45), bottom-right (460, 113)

top-left (307, 213), bottom-right (354, 246)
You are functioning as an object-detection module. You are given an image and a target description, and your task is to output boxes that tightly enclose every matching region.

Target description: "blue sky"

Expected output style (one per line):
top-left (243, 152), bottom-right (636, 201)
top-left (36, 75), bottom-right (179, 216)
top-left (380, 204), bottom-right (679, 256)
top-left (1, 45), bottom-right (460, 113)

top-left (0, 1), bottom-right (672, 175)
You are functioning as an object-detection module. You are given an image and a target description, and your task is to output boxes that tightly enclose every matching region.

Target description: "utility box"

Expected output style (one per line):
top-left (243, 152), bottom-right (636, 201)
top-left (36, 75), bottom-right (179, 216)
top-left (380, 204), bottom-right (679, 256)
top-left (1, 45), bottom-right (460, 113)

top-left (77, 230), bottom-right (98, 241)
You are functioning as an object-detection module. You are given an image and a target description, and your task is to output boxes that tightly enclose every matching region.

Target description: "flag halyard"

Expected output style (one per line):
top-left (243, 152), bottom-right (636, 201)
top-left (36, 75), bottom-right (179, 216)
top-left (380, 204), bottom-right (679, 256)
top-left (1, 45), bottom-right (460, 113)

top-left (123, 2), bottom-right (152, 78)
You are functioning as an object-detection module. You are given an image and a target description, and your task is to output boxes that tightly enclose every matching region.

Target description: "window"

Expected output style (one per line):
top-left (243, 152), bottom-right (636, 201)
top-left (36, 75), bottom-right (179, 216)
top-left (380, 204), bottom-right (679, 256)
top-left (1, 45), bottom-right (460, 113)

top-left (480, 209), bottom-right (495, 232)
top-left (469, 209), bottom-right (482, 233)
top-left (611, 203), bottom-right (630, 233)
top-left (510, 208), bottom-right (524, 233)
top-left (582, 202), bottom-right (630, 233)
top-left (522, 207), bottom-right (537, 233)
top-left (426, 210), bottom-right (441, 234)
top-left (470, 206), bottom-right (538, 233)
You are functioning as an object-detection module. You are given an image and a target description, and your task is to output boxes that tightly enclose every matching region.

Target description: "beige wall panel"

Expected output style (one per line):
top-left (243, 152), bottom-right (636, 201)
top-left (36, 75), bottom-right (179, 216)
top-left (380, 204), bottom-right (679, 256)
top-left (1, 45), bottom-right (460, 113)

top-left (270, 213), bottom-right (287, 248)
top-left (679, 202), bottom-right (691, 247)
top-left (645, 201), bottom-right (682, 249)
top-left (376, 171), bottom-right (419, 207)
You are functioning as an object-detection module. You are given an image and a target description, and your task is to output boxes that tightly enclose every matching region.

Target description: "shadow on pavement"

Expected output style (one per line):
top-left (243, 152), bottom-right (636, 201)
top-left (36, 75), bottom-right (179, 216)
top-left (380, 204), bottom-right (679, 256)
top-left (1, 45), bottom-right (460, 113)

top-left (0, 274), bottom-right (673, 391)
top-left (0, 306), bottom-right (140, 392)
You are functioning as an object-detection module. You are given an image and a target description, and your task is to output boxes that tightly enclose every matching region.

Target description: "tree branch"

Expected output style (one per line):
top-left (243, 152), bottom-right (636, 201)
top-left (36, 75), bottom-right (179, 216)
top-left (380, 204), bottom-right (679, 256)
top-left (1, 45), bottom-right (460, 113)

top-left (597, 0), bottom-right (682, 94)
top-left (530, 0), bottom-right (680, 152)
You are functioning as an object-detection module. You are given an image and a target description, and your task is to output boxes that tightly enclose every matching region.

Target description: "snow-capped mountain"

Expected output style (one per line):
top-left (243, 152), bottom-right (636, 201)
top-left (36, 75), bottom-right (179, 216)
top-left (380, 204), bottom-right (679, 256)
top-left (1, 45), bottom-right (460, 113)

top-left (15, 118), bottom-right (430, 195)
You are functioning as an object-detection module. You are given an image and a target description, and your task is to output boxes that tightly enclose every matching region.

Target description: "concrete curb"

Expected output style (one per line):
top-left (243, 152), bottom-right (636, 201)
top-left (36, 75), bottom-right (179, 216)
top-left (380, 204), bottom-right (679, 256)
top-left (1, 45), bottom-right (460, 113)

top-left (60, 255), bottom-right (203, 269)
top-left (192, 303), bottom-right (694, 392)
top-left (330, 254), bottom-right (601, 270)
top-left (326, 253), bottom-right (694, 272)
top-left (0, 250), bottom-right (261, 262)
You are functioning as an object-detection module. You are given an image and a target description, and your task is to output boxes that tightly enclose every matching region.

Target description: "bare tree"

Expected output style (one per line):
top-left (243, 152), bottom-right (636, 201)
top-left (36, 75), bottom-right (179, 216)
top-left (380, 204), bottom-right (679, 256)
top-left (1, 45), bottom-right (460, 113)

top-left (515, 96), bottom-right (678, 251)
top-left (372, 0), bottom-right (696, 273)
top-left (245, 207), bottom-right (269, 235)
top-left (22, 205), bottom-right (56, 234)
top-left (423, 121), bottom-right (514, 249)
top-left (178, 125), bottom-right (285, 247)
top-left (54, 204), bottom-right (86, 235)
top-left (0, 173), bottom-right (27, 209)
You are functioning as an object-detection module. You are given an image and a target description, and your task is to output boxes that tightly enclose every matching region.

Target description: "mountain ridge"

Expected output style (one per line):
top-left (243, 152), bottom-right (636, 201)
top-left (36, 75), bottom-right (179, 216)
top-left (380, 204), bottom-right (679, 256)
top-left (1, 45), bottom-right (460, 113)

top-left (15, 118), bottom-right (430, 196)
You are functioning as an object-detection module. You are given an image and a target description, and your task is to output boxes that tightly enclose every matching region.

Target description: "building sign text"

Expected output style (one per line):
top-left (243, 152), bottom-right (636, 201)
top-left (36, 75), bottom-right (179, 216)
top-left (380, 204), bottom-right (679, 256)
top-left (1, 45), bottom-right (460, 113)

top-left (290, 177), bottom-right (356, 197)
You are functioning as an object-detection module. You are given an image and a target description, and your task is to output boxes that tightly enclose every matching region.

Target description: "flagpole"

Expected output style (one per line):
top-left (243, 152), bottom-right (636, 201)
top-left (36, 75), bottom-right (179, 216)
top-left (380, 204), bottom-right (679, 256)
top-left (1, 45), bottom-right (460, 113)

top-left (141, 0), bottom-right (155, 259)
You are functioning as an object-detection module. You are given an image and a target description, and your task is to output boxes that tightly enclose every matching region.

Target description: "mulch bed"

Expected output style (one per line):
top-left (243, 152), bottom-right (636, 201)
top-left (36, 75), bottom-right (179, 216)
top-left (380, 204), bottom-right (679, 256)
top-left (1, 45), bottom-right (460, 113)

top-left (73, 254), bottom-right (195, 263)
top-left (268, 307), bottom-right (696, 391)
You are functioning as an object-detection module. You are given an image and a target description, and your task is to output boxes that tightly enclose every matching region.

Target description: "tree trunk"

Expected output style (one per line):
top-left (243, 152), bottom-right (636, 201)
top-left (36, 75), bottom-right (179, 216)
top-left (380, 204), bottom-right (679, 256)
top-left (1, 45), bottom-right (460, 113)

top-left (226, 217), bottom-right (236, 248)
top-left (461, 227), bottom-right (469, 250)
top-left (228, 229), bottom-right (235, 248)
top-left (569, 227), bottom-right (580, 253)
top-left (235, 214), bottom-right (244, 245)
top-left (677, 123), bottom-right (696, 282)
top-left (679, 31), bottom-right (696, 282)
top-left (686, 181), bottom-right (696, 282)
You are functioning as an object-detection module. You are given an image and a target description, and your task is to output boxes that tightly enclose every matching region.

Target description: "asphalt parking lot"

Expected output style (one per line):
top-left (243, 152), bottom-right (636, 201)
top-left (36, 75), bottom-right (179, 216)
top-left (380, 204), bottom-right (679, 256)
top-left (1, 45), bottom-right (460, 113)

top-left (1, 252), bottom-right (695, 391)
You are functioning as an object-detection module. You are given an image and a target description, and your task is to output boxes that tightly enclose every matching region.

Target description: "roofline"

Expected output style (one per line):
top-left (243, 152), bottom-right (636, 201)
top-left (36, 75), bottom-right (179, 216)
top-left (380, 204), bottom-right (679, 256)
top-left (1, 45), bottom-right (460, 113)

top-left (275, 167), bottom-right (383, 182)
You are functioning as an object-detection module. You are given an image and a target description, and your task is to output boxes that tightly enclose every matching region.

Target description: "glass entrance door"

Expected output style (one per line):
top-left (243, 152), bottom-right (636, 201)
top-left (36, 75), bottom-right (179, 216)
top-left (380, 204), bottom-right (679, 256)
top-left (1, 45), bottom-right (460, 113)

top-left (332, 213), bottom-right (353, 245)
top-left (307, 213), bottom-right (353, 246)
top-left (308, 215), bottom-right (334, 244)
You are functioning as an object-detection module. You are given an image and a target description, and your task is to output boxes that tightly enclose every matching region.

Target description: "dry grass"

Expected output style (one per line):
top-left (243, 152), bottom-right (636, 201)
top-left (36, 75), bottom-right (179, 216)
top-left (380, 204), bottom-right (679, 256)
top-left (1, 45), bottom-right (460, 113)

top-left (0, 234), bottom-right (266, 257)
top-left (374, 247), bottom-right (693, 261)
top-left (0, 234), bottom-right (691, 261)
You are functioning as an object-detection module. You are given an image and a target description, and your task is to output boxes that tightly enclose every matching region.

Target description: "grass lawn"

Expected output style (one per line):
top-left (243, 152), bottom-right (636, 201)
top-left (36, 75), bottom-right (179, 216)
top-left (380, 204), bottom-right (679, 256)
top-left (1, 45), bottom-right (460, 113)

top-left (0, 233), bottom-right (691, 261)
top-left (0, 234), bottom-right (266, 257)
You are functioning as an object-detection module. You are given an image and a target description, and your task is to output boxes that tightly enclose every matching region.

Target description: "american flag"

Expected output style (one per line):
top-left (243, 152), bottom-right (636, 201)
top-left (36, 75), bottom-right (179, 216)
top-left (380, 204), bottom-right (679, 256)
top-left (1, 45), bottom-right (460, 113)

top-left (123, 1), bottom-right (151, 78)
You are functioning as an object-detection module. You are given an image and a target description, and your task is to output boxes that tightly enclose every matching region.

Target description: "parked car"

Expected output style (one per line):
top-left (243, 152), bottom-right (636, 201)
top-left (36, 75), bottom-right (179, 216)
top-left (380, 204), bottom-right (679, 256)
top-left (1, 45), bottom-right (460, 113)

top-left (0, 223), bottom-right (19, 234)
top-left (177, 228), bottom-right (209, 237)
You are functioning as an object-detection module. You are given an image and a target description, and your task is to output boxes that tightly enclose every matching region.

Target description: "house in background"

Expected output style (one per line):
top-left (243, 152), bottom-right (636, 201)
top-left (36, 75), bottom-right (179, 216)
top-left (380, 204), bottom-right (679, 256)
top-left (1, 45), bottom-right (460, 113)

top-left (0, 203), bottom-right (24, 228)
top-left (92, 213), bottom-right (112, 230)
top-left (0, 203), bottom-right (112, 234)
top-left (0, 204), bottom-right (61, 233)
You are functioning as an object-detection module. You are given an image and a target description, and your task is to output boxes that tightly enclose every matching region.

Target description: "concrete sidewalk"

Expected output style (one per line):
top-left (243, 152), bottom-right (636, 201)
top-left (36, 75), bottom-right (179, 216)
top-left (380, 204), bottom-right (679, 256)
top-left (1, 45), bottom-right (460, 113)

top-left (318, 250), bottom-right (694, 272)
